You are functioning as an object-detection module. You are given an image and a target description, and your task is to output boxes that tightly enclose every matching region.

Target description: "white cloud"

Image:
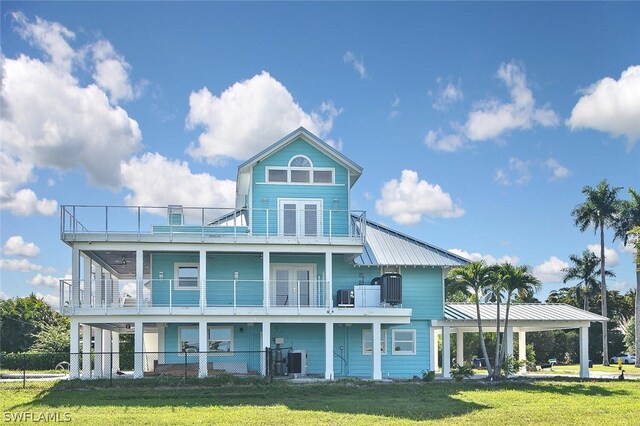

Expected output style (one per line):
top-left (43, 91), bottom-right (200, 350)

top-left (431, 78), bottom-right (463, 110)
top-left (424, 130), bottom-right (464, 152)
top-left (1, 258), bottom-right (43, 272)
top-left (27, 274), bottom-right (60, 289)
top-left (1, 188), bottom-right (57, 216)
top-left (587, 244), bottom-right (620, 267)
top-left (567, 65), bottom-right (640, 146)
top-left (1, 13), bottom-right (142, 190)
top-left (448, 248), bottom-right (520, 266)
top-left (91, 39), bottom-right (139, 104)
top-left (343, 51), bottom-right (367, 79)
top-left (494, 158), bottom-right (531, 186)
top-left (121, 153), bottom-right (236, 216)
top-left (465, 62), bottom-right (558, 141)
top-left (375, 170), bottom-right (464, 225)
top-left (389, 94), bottom-right (400, 119)
top-left (0, 291), bottom-right (9, 300)
top-left (620, 239), bottom-right (637, 256)
top-left (35, 292), bottom-right (60, 308)
top-left (2, 236), bottom-right (40, 257)
top-left (186, 72), bottom-right (340, 164)
top-left (609, 281), bottom-right (631, 292)
top-left (533, 256), bottom-right (569, 283)
top-left (543, 158), bottom-right (570, 180)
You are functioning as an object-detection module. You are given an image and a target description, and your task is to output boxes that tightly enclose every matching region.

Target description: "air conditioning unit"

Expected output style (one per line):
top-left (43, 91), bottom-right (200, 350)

top-left (288, 350), bottom-right (307, 376)
top-left (336, 289), bottom-right (354, 307)
top-left (380, 273), bottom-right (402, 305)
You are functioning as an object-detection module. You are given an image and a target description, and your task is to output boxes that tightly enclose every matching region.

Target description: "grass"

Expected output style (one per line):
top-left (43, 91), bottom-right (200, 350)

top-left (1, 377), bottom-right (639, 425)
top-left (535, 363), bottom-right (640, 376)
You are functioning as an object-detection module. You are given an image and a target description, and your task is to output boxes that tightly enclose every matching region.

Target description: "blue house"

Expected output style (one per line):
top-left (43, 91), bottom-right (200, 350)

top-left (59, 127), bottom-right (473, 380)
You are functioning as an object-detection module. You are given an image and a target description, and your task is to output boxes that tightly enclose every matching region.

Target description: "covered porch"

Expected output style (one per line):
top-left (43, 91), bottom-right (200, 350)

top-left (430, 303), bottom-right (608, 379)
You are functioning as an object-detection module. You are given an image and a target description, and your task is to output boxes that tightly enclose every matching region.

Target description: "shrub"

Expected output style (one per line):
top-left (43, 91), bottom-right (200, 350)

top-left (421, 370), bottom-right (435, 382)
top-left (0, 352), bottom-right (69, 371)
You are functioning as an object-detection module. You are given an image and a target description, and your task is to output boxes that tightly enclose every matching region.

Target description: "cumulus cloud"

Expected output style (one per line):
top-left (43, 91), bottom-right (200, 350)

top-left (343, 51), bottom-right (367, 79)
top-left (424, 130), bottom-right (464, 152)
top-left (1, 258), bottom-right (43, 272)
top-left (543, 158), bottom-right (570, 180)
top-left (1, 189), bottom-right (57, 216)
top-left (587, 244), bottom-right (619, 267)
top-left (533, 256), bottom-right (569, 283)
top-left (0, 12), bottom-right (142, 192)
top-left (448, 248), bottom-right (520, 266)
top-left (567, 65), bottom-right (640, 146)
top-left (431, 78), bottom-right (463, 110)
top-left (186, 72), bottom-right (341, 164)
top-left (121, 153), bottom-right (236, 217)
top-left (27, 274), bottom-right (60, 288)
top-left (2, 236), bottom-right (40, 257)
top-left (495, 158), bottom-right (531, 186)
top-left (91, 39), bottom-right (140, 104)
top-left (0, 153), bottom-right (54, 215)
top-left (35, 292), bottom-right (60, 308)
top-left (375, 170), bottom-right (464, 225)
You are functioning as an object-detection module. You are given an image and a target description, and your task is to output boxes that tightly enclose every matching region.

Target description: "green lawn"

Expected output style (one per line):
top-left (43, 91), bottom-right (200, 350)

top-left (535, 363), bottom-right (640, 376)
top-left (1, 377), bottom-right (639, 425)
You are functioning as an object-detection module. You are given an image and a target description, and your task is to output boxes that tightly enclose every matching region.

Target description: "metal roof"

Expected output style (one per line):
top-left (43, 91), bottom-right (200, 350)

top-left (353, 218), bottom-right (469, 267)
top-left (444, 303), bottom-right (608, 322)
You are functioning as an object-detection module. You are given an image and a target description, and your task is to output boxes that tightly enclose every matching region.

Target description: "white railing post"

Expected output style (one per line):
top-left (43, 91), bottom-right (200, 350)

top-left (297, 280), bottom-right (301, 314)
top-left (329, 210), bottom-right (332, 242)
top-left (233, 278), bottom-right (237, 314)
top-left (169, 279), bottom-right (173, 314)
top-left (266, 209), bottom-right (269, 242)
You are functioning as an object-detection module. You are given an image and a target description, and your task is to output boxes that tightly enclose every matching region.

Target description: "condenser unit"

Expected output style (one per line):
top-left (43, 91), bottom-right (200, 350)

top-left (380, 273), bottom-right (402, 305)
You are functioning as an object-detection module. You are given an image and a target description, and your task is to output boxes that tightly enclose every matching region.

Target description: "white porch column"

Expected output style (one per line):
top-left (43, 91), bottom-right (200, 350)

top-left (434, 329), bottom-right (440, 372)
top-left (263, 250), bottom-right (270, 311)
top-left (72, 247), bottom-right (81, 308)
top-left (82, 325), bottom-right (91, 379)
top-left (93, 327), bottom-right (103, 378)
top-left (505, 327), bottom-right (514, 359)
top-left (325, 252), bottom-right (333, 308)
top-left (261, 321), bottom-right (271, 376)
top-left (199, 250), bottom-right (207, 310)
top-left (456, 330), bottom-right (464, 367)
top-left (518, 331), bottom-right (527, 373)
top-left (136, 249), bottom-right (143, 311)
top-left (199, 320), bottom-right (208, 378)
top-left (112, 332), bottom-right (120, 372)
top-left (134, 321), bottom-right (144, 378)
top-left (94, 264), bottom-right (103, 308)
top-left (579, 326), bottom-right (590, 379)
top-left (442, 326), bottom-right (451, 379)
top-left (325, 322), bottom-right (334, 380)
top-left (372, 322), bottom-right (382, 380)
top-left (82, 256), bottom-right (92, 307)
top-left (70, 320), bottom-right (80, 379)
top-left (158, 324), bottom-right (166, 364)
top-left (102, 330), bottom-right (112, 377)
top-left (429, 326), bottom-right (437, 372)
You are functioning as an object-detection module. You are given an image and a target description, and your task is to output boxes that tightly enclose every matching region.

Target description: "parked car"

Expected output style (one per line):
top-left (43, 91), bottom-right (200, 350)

top-left (609, 353), bottom-right (636, 364)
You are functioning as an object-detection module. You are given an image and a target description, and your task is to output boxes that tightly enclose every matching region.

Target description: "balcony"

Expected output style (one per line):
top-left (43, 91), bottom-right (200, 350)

top-left (60, 205), bottom-right (366, 246)
top-left (59, 279), bottom-right (411, 319)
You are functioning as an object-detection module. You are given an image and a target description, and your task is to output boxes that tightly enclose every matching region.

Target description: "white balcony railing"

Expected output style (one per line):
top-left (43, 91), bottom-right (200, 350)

top-left (60, 205), bottom-right (366, 243)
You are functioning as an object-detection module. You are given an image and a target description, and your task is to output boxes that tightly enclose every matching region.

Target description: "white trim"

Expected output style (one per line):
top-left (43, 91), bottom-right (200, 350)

top-left (392, 329), bottom-right (416, 355)
top-left (381, 266), bottom-right (400, 275)
top-left (270, 263), bottom-right (317, 307)
top-left (265, 159), bottom-right (335, 185)
top-left (177, 325), bottom-right (235, 355)
top-left (288, 154), bottom-right (313, 167)
top-left (277, 198), bottom-right (323, 237)
top-left (362, 328), bottom-right (387, 355)
top-left (174, 262), bottom-right (199, 291)
top-left (178, 325), bottom-right (199, 355)
top-left (208, 325), bottom-right (234, 354)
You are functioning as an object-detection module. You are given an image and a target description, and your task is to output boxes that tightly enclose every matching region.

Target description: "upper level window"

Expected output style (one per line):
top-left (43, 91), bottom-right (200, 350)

top-left (175, 263), bottom-right (199, 290)
top-left (266, 155), bottom-right (334, 184)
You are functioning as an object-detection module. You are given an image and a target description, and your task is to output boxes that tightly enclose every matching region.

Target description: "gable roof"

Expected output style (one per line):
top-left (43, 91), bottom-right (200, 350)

top-left (237, 127), bottom-right (363, 185)
top-left (353, 217), bottom-right (469, 267)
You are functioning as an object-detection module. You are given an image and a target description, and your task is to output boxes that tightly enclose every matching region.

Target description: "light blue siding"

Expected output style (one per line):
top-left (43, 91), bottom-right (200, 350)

top-left (151, 253), bottom-right (200, 307)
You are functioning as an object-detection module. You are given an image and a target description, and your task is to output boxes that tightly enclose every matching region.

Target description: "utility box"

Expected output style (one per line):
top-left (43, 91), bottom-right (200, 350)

top-left (336, 289), bottom-right (354, 307)
top-left (354, 285), bottom-right (380, 307)
top-left (288, 350), bottom-right (307, 376)
top-left (380, 273), bottom-right (402, 305)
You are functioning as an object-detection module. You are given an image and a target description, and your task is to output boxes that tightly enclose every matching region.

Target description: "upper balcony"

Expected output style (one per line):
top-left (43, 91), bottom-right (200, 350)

top-left (60, 205), bottom-right (366, 247)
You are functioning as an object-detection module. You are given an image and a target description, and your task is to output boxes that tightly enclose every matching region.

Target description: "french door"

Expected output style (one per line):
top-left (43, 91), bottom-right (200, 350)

top-left (278, 199), bottom-right (323, 237)
top-left (271, 265), bottom-right (316, 307)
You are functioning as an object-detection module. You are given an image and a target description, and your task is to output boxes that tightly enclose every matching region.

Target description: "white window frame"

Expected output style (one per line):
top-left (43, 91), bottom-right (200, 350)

top-left (174, 262), bottom-right (199, 290)
top-left (265, 154), bottom-right (335, 185)
top-left (270, 263), bottom-right (317, 307)
top-left (392, 329), bottom-right (416, 355)
top-left (277, 198), bottom-right (323, 237)
top-left (381, 266), bottom-right (400, 275)
top-left (362, 328), bottom-right (387, 355)
top-left (208, 326), bottom-right (234, 354)
top-left (178, 326), bottom-right (199, 355)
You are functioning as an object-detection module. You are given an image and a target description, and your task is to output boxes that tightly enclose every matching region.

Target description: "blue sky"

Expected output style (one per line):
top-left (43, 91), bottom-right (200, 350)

top-left (1, 2), bottom-right (638, 306)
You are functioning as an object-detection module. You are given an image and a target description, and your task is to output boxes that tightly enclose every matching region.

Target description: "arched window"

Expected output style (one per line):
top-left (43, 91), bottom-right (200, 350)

top-left (289, 155), bottom-right (312, 167)
top-left (266, 154), bottom-right (334, 184)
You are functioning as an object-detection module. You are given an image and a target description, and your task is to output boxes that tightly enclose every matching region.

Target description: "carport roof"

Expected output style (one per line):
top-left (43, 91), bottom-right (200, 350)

top-left (444, 303), bottom-right (608, 322)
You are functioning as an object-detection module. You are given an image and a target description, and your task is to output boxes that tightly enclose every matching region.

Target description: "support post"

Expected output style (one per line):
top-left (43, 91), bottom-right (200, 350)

top-left (429, 326), bottom-right (437, 372)
top-left (199, 250), bottom-right (207, 311)
top-left (82, 325), bottom-right (91, 379)
top-left (579, 326), bottom-right (590, 379)
top-left (93, 327), bottom-right (103, 378)
top-left (325, 322), bottom-right (334, 380)
top-left (95, 264), bottom-right (103, 308)
top-left (434, 329), bottom-right (440, 372)
top-left (442, 326), bottom-right (451, 379)
top-left (112, 332), bottom-right (120, 372)
top-left (136, 249), bottom-right (143, 312)
top-left (372, 322), bottom-right (382, 380)
top-left (82, 256), bottom-right (92, 307)
top-left (199, 320), bottom-right (208, 378)
top-left (456, 330), bottom-right (464, 367)
top-left (158, 324), bottom-right (166, 364)
top-left (263, 250), bottom-right (270, 312)
top-left (261, 321), bottom-right (271, 376)
top-left (325, 251), bottom-right (333, 308)
top-left (518, 331), bottom-right (527, 373)
top-left (134, 321), bottom-right (144, 378)
top-left (69, 320), bottom-right (80, 379)
top-left (71, 247), bottom-right (80, 308)
top-left (102, 330), bottom-right (112, 375)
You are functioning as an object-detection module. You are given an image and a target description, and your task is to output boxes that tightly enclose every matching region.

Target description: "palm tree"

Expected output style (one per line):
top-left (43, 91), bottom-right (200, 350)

top-left (572, 179), bottom-right (622, 365)
top-left (613, 188), bottom-right (640, 368)
top-left (562, 250), bottom-right (614, 311)
top-left (494, 263), bottom-right (541, 378)
top-left (447, 261), bottom-right (495, 377)
top-left (483, 266), bottom-right (504, 380)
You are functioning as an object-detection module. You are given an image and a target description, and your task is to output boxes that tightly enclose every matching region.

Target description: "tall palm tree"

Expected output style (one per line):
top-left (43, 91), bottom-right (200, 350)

top-left (562, 250), bottom-right (614, 311)
top-left (613, 188), bottom-right (640, 368)
top-left (572, 179), bottom-right (621, 365)
top-left (494, 263), bottom-right (541, 378)
top-left (447, 261), bottom-right (495, 377)
top-left (483, 266), bottom-right (504, 380)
